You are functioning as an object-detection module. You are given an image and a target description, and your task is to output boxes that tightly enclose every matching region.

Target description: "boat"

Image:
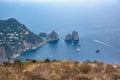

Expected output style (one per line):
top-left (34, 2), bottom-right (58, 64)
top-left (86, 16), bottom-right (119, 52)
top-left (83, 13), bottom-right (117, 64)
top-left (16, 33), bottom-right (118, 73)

top-left (76, 48), bottom-right (80, 52)
top-left (96, 50), bottom-right (100, 53)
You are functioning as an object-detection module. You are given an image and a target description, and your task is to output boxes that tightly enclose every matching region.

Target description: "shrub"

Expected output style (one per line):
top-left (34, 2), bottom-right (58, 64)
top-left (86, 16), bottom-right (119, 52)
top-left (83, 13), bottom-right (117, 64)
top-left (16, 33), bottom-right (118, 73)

top-left (86, 60), bottom-right (91, 63)
top-left (93, 60), bottom-right (98, 63)
top-left (3, 61), bottom-right (11, 66)
top-left (52, 59), bottom-right (57, 62)
top-left (14, 60), bottom-right (21, 65)
top-left (31, 59), bottom-right (37, 63)
top-left (26, 59), bottom-right (30, 61)
top-left (25, 59), bottom-right (37, 63)
top-left (44, 58), bottom-right (51, 62)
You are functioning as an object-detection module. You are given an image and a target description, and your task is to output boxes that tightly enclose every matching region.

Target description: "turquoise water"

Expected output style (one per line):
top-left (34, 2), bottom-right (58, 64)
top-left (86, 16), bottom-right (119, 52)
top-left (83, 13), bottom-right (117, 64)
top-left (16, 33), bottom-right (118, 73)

top-left (0, 0), bottom-right (120, 63)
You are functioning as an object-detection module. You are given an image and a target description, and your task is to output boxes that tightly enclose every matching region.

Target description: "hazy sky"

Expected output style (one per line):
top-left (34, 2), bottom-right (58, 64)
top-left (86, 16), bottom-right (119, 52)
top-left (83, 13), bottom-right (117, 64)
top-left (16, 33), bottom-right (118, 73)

top-left (0, 0), bottom-right (118, 3)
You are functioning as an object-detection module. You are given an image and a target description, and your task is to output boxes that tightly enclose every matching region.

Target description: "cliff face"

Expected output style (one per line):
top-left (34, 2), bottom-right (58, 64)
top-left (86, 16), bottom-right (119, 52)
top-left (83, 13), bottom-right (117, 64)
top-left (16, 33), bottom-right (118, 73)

top-left (0, 18), bottom-right (43, 62)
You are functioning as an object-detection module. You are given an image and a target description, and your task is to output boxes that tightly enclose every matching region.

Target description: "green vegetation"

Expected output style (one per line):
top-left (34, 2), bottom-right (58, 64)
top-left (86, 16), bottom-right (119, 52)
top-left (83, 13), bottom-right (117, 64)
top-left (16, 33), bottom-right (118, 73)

top-left (0, 60), bottom-right (120, 80)
top-left (0, 18), bottom-right (43, 62)
top-left (25, 59), bottom-right (37, 63)
top-left (44, 58), bottom-right (51, 62)
top-left (2, 61), bottom-right (11, 66)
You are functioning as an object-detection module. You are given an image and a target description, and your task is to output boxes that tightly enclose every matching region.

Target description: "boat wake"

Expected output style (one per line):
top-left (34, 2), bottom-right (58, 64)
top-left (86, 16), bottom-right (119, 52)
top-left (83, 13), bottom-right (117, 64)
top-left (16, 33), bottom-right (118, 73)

top-left (94, 40), bottom-right (113, 47)
top-left (13, 54), bottom-right (20, 58)
top-left (94, 39), bottom-right (120, 58)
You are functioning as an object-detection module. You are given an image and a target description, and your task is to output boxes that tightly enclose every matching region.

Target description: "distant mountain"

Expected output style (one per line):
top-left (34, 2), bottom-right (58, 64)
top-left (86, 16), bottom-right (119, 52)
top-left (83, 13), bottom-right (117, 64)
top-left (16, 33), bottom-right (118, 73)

top-left (0, 18), bottom-right (44, 62)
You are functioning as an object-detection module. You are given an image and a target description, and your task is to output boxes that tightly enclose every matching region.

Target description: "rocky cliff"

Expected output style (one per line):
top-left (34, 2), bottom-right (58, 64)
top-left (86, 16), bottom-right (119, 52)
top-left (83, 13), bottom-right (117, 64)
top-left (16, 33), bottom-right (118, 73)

top-left (0, 18), bottom-right (43, 62)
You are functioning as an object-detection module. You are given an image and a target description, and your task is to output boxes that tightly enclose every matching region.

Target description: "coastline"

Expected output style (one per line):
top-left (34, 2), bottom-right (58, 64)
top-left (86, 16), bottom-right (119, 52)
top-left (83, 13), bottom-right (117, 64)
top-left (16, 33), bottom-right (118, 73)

top-left (13, 41), bottom-right (47, 59)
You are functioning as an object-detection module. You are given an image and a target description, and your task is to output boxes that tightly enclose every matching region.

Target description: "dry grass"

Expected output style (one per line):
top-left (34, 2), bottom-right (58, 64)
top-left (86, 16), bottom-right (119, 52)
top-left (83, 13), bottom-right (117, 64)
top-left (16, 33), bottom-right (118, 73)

top-left (0, 60), bottom-right (120, 80)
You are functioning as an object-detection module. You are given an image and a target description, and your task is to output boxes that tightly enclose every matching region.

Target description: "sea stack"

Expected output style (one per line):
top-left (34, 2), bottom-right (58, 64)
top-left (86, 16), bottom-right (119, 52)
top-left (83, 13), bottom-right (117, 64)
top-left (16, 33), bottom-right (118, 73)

top-left (65, 33), bottom-right (72, 42)
top-left (65, 31), bottom-right (79, 42)
top-left (47, 31), bottom-right (59, 43)
top-left (72, 31), bottom-right (79, 41)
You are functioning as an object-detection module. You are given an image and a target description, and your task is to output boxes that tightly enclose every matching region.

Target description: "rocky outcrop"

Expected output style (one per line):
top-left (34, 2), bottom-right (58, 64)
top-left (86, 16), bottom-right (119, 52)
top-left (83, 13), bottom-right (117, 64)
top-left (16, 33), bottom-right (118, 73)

top-left (0, 18), bottom-right (44, 63)
top-left (65, 31), bottom-right (79, 42)
top-left (65, 33), bottom-right (72, 42)
top-left (47, 31), bottom-right (59, 43)
top-left (39, 32), bottom-right (47, 37)
top-left (72, 31), bottom-right (79, 41)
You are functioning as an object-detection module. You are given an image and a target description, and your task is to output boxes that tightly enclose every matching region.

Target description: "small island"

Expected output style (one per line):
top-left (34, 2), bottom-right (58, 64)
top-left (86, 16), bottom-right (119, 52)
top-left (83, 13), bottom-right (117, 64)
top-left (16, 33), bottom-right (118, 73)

top-left (39, 32), bottom-right (47, 37)
top-left (65, 31), bottom-right (79, 44)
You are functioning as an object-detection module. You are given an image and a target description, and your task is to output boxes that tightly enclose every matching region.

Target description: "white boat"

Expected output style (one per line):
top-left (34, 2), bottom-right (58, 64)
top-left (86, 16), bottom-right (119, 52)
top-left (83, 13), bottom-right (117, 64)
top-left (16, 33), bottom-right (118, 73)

top-left (76, 48), bottom-right (80, 52)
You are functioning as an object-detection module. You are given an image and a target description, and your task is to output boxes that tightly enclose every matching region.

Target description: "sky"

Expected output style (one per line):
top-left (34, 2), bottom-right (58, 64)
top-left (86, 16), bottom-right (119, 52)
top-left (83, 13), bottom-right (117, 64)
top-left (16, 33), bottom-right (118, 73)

top-left (0, 0), bottom-right (118, 3)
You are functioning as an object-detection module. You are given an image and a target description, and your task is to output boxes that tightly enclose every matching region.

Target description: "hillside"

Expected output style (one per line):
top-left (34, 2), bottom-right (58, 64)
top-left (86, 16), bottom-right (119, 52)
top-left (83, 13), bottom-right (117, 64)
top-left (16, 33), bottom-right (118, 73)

top-left (0, 18), bottom-right (44, 63)
top-left (0, 60), bottom-right (120, 80)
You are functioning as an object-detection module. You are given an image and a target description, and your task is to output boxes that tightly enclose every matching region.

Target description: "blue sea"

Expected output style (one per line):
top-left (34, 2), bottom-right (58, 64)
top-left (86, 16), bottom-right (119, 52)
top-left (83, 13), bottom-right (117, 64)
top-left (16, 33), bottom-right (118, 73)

top-left (0, 0), bottom-right (120, 63)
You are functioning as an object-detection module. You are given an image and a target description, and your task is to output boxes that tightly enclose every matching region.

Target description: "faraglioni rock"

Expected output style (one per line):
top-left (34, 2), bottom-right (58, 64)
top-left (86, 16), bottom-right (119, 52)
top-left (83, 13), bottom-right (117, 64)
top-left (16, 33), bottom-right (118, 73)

top-left (65, 33), bottom-right (72, 42)
top-left (47, 31), bottom-right (59, 43)
top-left (0, 18), bottom-right (44, 63)
top-left (65, 31), bottom-right (79, 42)
top-left (72, 31), bottom-right (79, 41)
